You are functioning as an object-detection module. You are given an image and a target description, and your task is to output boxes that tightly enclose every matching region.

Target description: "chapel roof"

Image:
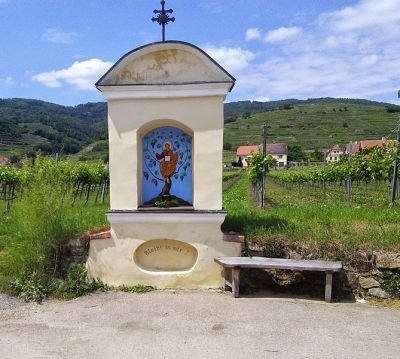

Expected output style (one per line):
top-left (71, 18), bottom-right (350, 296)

top-left (96, 41), bottom-right (235, 91)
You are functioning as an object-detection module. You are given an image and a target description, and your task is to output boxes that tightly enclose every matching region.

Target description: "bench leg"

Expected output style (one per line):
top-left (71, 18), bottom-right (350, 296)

top-left (222, 267), bottom-right (230, 291)
top-left (325, 271), bottom-right (333, 303)
top-left (232, 267), bottom-right (240, 298)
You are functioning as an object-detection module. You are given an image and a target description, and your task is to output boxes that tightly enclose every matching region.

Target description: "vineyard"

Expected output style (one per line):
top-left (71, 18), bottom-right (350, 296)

top-left (0, 157), bottom-right (109, 211)
top-left (267, 146), bottom-right (399, 206)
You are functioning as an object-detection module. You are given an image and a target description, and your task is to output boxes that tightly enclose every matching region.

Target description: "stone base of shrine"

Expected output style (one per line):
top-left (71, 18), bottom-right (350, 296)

top-left (86, 210), bottom-right (241, 289)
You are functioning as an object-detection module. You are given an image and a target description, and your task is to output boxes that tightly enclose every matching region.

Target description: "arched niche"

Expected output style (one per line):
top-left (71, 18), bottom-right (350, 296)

top-left (139, 123), bottom-right (193, 207)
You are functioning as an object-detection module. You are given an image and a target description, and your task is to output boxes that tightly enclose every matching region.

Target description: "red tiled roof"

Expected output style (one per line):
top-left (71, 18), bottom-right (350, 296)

top-left (345, 139), bottom-right (397, 154)
top-left (236, 145), bottom-right (260, 156)
top-left (0, 157), bottom-right (9, 164)
top-left (345, 142), bottom-right (361, 154)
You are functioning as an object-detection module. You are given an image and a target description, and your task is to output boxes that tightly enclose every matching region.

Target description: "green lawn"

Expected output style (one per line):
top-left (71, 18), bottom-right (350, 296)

top-left (223, 174), bottom-right (400, 254)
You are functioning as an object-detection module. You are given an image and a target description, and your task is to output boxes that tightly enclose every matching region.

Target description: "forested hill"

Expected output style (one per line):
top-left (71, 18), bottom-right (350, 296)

top-left (224, 97), bottom-right (398, 117)
top-left (0, 98), bottom-right (107, 156)
top-left (0, 97), bottom-right (399, 157)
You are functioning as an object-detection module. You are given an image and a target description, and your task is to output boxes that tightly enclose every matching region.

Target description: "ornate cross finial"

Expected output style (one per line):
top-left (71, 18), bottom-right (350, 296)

top-left (152, 0), bottom-right (175, 42)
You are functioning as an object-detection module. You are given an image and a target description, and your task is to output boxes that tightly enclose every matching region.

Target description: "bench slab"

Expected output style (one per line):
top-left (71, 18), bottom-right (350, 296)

top-left (215, 257), bottom-right (342, 272)
top-left (214, 257), bottom-right (342, 302)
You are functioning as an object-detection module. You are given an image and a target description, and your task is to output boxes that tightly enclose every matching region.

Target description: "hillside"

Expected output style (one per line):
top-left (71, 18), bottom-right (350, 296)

top-left (0, 98), bottom-right (107, 156)
top-left (223, 98), bottom-right (400, 151)
top-left (0, 97), bottom-right (399, 159)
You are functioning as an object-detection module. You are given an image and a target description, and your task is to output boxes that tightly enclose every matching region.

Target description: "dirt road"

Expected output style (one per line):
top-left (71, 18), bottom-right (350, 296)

top-left (1, 291), bottom-right (399, 358)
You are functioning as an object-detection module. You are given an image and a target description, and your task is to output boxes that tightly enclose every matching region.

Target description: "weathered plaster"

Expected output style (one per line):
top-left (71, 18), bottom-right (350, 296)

top-left (89, 41), bottom-right (238, 289)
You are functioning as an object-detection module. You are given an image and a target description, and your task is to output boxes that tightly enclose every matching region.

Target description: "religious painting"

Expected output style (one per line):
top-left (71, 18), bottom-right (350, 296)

top-left (142, 126), bottom-right (192, 207)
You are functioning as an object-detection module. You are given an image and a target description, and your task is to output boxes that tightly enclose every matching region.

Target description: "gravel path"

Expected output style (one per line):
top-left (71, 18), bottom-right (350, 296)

top-left (1, 290), bottom-right (399, 359)
top-left (0, 293), bottom-right (24, 311)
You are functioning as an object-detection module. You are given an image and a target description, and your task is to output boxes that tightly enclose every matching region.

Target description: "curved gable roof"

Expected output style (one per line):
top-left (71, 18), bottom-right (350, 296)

top-left (96, 41), bottom-right (235, 91)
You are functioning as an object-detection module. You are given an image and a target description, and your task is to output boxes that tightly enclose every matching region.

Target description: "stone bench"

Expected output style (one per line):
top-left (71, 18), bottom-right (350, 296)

top-left (215, 257), bottom-right (342, 302)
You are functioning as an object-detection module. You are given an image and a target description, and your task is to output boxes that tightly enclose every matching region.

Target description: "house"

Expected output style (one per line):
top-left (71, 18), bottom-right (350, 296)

top-left (344, 138), bottom-right (396, 155)
top-left (326, 144), bottom-right (343, 163)
top-left (265, 143), bottom-right (288, 167)
top-left (236, 145), bottom-right (261, 167)
top-left (0, 157), bottom-right (9, 165)
top-left (235, 143), bottom-right (288, 167)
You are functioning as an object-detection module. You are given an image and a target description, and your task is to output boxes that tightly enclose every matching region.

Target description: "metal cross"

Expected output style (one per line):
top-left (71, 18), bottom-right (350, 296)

top-left (152, 0), bottom-right (175, 42)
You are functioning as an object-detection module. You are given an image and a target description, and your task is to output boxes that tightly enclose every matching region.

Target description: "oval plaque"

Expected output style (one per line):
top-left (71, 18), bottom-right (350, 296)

top-left (134, 239), bottom-right (198, 272)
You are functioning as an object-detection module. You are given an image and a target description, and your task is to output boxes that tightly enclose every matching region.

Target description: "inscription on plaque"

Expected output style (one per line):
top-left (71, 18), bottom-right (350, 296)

top-left (134, 239), bottom-right (198, 272)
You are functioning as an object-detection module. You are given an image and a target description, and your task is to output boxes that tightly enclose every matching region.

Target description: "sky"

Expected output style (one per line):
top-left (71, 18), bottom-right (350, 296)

top-left (0, 0), bottom-right (399, 106)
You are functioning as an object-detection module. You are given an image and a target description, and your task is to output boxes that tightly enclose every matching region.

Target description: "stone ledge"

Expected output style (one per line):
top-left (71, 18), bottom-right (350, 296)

top-left (223, 232), bottom-right (245, 243)
top-left (375, 253), bottom-right (400, 269)
top-left (83, 227), bottom-right (111, 242)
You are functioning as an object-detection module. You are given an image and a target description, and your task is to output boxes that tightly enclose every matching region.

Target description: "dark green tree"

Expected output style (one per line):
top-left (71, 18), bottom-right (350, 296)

top-left (9, 155), bottom-right (21, 164)
top-left (223, 142), bottom-right (232, 151)
top-left (288, 145), bottom-right (307, 161)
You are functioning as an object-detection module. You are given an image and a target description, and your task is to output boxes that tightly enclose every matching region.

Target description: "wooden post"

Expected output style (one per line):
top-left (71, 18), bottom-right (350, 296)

top-left (325, 271), bottom-right (333, 303)
top-left (222, 267), bottom-right (230, 291)
top-left (232, 267), bottom-right (240, 298)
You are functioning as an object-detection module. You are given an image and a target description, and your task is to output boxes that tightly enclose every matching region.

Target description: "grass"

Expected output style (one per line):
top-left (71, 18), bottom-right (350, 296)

top-left (223, 173), bottom-right (400, 253)
top-left (70, 140), bottom-right (109, 162)
top-left (223, 169), bottom-right (242, 182)
top-left (0, 200), bottom-right (109, 292)
top-left (0, 159), bottom-right (109, 294)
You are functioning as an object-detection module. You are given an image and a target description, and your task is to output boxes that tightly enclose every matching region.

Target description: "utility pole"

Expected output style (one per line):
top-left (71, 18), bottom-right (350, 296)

top-left (322, 150), bottom-right (327, 193)
top-left (389, 120), bottom-right (400, 207)
top-left (347, 142), bottom-right (352, 203)
top-left (261, 122), bottom-right (268, 208)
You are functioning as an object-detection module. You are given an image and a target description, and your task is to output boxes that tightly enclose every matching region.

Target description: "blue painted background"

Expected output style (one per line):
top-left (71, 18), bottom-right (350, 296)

top-left (142, 127), bottom-right (192, 204)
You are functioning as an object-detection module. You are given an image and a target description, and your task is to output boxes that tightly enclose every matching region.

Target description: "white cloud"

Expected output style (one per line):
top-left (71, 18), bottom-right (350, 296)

top-left (204, 46), bottom-right (255, 72)
top-left (200, 2), bottom-right (223, 13)
top-left (321, 0), bottom-right (400, 32)
top-left (245, 28), bottom-right (261, 41)
top-left (0, 76), bottom-right (14, 86)
top-left (223, 1), bottom-right (400, 104)
top-left (31, 59), bottom-right (113, 90)
top-left (252, 97), bottom-right (270, 102)
top-left (264, 27), bottom-right (302, 43)
top-left (358, 54), bottom-right (379, 68)
top-left (41, 28), bottom-right (78, 44)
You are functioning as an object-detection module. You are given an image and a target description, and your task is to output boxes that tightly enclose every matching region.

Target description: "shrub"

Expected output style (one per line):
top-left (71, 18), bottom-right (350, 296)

top-left (56, 265), bottom-right (109, 299)
top-left (9, 272), bottom-right (54, 303)
top-left (379, 270), bottom-right (400, 296)
top-left (248, 153), bottom-right (275, 183)
top-left (10, 265), bottom-right (109, 302)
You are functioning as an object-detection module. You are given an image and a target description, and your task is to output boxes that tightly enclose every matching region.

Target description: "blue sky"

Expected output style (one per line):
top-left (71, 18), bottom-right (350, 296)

top-left (1, 0), bottom-right (399, 106)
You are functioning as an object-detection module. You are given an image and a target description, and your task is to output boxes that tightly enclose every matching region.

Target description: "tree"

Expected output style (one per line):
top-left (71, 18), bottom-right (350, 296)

top-left (310, 149), bottom-right (324, 162)
top-left (288, 145), bottom-right (307, 161)
top-left (224, 115), bottom-right (237, 124)
top-left (9, 155), bottom-right (21, 164)
top-left (223, 142), bottom-right (232, 151)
